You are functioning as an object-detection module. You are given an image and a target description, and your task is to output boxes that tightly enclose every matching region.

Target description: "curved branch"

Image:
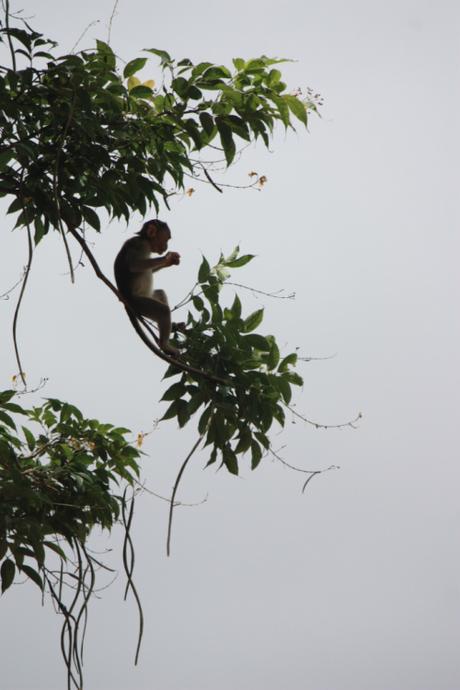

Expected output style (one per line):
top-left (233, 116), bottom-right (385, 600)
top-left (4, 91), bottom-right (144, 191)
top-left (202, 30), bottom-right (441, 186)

top-left (121, 489), bottom-right (144, 666)
top-left (12, 224), bottom-right (33, 387)
top-left (286, 405), bottom-right (362, 430)
top-left (202, 165), bottom-right (223, 193)
top-left (166, 435), bottom-right (203, 557)
top-left (67, 226), bottom-right (229, 385)
top-left (4, 1), bottom-right (16, 72)
top-left (269, 446), bottom-right (340, 494)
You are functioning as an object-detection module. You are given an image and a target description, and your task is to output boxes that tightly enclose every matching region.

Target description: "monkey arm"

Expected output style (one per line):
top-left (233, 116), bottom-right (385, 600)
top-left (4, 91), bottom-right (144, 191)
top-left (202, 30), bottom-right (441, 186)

top-left (128, 256), bottom-right (172, 273)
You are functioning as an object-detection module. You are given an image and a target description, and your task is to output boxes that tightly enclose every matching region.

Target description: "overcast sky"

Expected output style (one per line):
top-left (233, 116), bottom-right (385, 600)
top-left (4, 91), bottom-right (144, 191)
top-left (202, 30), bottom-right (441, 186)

top-left (1, 1), bottom-right (460, 689)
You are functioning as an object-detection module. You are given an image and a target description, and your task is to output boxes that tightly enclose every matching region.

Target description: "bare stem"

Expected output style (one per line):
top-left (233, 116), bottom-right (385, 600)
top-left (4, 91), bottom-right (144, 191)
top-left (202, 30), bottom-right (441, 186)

top-left (12, 224), bottom-right (33, 387)
top-left (166, 436), bottom-right (203, 557)
top-left (4, 0), bottom-right (16, 71)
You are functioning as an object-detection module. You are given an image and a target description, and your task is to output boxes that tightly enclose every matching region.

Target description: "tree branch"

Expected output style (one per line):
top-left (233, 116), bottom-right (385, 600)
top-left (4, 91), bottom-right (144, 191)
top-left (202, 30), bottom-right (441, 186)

top-left (166, 435), bottom-right (203, 557)
top-left (12, 223), bottom-right (33, 387)
top-left (67, 227), bottom-right (229, 385)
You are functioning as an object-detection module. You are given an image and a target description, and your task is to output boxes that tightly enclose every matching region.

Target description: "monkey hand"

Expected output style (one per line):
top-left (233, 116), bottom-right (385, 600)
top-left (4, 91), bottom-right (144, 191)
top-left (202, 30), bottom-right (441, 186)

top-left (164, 251), bottom-right (181, 266)
top-left (172, 321), bottom-right (187, 334)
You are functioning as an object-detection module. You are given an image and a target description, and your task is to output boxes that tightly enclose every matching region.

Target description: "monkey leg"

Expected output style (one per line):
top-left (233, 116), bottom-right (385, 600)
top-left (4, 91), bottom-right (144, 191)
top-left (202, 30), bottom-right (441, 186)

top-left (152, 289), bottom-right (168, 305)
top-left (129, 295), bottom-right (179, 357)
top-left (153, 290), bottom-right (187, 335)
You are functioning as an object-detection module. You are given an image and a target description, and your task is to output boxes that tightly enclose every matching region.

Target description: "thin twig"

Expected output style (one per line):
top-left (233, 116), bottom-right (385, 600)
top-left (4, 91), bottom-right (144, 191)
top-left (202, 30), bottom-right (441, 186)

top-left (107, 0), bottom-right (119, 44)
top-left (70, 20), bottom-right (100, 54)
top-left (166, 435), bottom-right (203, 557)
top-left (0, 266), bottom-right (27, 300)
top-left (133, 477), bottom-right (208, 507)
top-left (53, 91), bottom-right (77, 283)
top-left (4, 0), bottom-right (16, 71)
top-left (121, 489), bottom-right (144, 665)
top-left (269, 446), bottom-right (339, 494)
top-left (286, 405), bottom-right (362, 430)
top-left (226, 281), bottom-right (295, 300)
top-left (12, 223), bottom-right (33, 387)
top-left (202, 165), bottom-right (223, 193)
top-left (171, 281), bottom-right (199, 311)
top-left (298, 353), bottom-right (337, 363)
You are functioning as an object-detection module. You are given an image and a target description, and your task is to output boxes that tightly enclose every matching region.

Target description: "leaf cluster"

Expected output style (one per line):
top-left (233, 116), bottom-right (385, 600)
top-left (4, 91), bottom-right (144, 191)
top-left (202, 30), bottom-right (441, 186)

top-left (0, 23), bottom-right (315, 241)
top-left (0, 390), bottom-right (140, 594)
top-left (162, 250), bottom-right (303, 475)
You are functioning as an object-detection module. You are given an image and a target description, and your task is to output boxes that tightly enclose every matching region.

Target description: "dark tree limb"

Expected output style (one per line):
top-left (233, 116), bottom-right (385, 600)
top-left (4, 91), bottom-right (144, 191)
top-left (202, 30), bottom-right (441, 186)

top-left (166, 435), bottom-right (203, 557)
top-left (67, 226), bottom-right (229, 385)
top-left (12, 224), bottom-right (33, 387)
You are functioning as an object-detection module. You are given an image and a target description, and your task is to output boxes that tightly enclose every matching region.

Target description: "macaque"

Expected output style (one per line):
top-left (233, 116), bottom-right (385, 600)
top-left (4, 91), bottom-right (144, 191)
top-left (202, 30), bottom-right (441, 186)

top-left (114, 219), bottom-right (181, 357)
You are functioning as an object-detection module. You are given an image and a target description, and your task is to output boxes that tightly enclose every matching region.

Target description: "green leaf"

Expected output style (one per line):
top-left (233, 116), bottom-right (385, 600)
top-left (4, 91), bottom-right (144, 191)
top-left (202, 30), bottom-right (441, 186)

top-left (161, 381), bottom-right (186, 401)
top-left (0, 151), bottom-right (12, 170)
top-left (235, 426), bottom-right (252, 454)
top-left (205, 447), bottom-right (217, 467)
top-left (284, 95), bottom-right (307, 126)
top-left (161, 400), bottom-right (180, 421)
top-left (187, 391), bottom-right (205, 416)
top-left (202, 65), bottom-right (232, 80)
top-left (225, 254), bottom-right (255, 268)
top-left (124, 57), bottom-right (148, 78)
top-left (273, 404), bottom-right (286, 427)
top-left (171, 76), bottom-right (187, 97)
top-left (96, 40), bottom-right (116, 68)
top-left (223, 446), bottom-right (239, 475)
top-left (0, 411), bottom-right (16, 430)
top-left (44, 541), bottom-right (67, 560)
top-left (242, 309), bottom-right (264, 333)
top-left (268, 68), bottom-right (282, 85)
top-left (177, 401), bottom-right (191, 428)
top-left (33, 217), bottom-right (46, 245)
top-left (192, 295), bottom-right (204, 311)
top-left (230, 294), bottom-right (242, 319)
top-left (267, 341), bottom-right (280, 370)
top-left (278, 353), bottom-right (298, 372)
top-left (21, 425), bottom-right (35, 450)
top-left (198, 256), bottom-right (211, 283)
top-left (20, 564), bottom-right (43, 591)
top-left (81, 206), bottom-right (101, 231)
top-left (199, 112), bottom-right (214, 135)
top-left (4, 28), bottom-right (32, 50)
top-left (216, 118), bottom-right (236, 166)
top-left (143, 48), bottom-right (172, 66)
top-left (283, 371), bottom-right (303, 386)
top-left (129, 85), bottom-right (153, 99)
top-left (270, 94), bottom-right (290, 127)
top-left (250, 440), bottom-right (263, 470)
top-left (0, 540), bottom-right (8, 561)
top-left (245, 334), bottom-right (271, 351)
top-left (232, 57), bottom-right (245, 71)
top-left (0, 391), bottom-right (16, 404)
top-left (198, 406), bottom-right (213, 435)
top-left (277, 377), bottom-right (292, 404)
top-left (1, 558), bottom-right (15, 593)
top-left (254, 431), bottom-right (269, 449)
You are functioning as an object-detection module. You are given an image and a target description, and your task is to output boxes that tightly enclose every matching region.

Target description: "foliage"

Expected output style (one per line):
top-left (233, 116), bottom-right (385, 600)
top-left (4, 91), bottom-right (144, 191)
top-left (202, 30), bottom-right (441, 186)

top-left (166, 248), bottom-right (302, 474)
top-left (0, 22), bottom-right (318, 239)
top-left (0, 389), bottom-right (140, 595)
top-left (0, 12), bottom-right (322, 688)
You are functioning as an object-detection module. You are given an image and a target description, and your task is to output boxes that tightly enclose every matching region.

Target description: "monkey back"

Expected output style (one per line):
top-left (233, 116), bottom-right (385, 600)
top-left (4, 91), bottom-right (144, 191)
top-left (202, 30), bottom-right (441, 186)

top-left (114, 236), bottom-right (153, 299)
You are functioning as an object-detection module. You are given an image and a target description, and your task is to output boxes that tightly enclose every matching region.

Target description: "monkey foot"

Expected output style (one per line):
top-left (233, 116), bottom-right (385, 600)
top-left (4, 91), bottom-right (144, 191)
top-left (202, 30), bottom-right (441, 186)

top-left (172, 322), bottom-right (187, 334)
top-left (161, 343), bottom-right (181, 358)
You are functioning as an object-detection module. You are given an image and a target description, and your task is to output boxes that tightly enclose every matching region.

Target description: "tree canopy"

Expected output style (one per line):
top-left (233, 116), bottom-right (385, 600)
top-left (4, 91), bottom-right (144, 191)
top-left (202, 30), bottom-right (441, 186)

top-left (0, 10), bottom-right (333, 689)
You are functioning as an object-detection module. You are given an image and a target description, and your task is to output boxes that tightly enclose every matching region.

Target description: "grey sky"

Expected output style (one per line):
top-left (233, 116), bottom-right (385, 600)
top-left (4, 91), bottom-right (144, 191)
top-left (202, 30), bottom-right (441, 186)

top-left (1, 1), bottom-right (459, 689)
